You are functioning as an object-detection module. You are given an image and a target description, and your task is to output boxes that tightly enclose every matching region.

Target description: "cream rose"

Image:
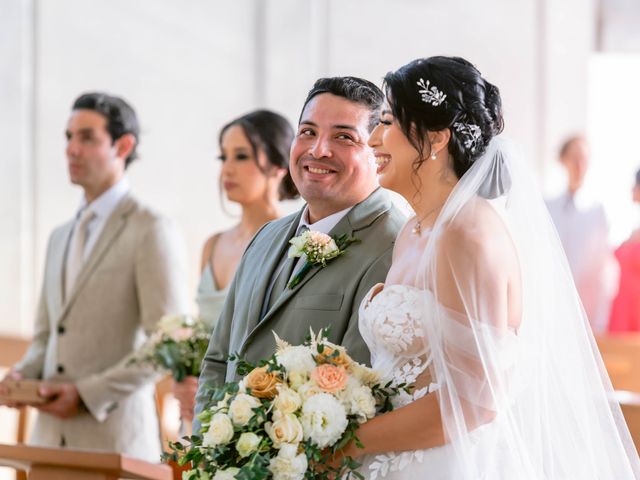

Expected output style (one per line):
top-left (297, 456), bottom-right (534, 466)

top-left (348, 385), bottom-right (377, 423)
top-left (349, 362), bottom-right (381, 387)
top-left (268, 443), bottom-right (308, 480)
top-left (287, 370), bottom-right (308, 391)
top-left (274, 387), bottom-right (302, 415)
top-left (203, 413), bottom-right (234, 447)
top-left (228, 393), bottom-right (261, 427)
top-left (236, 432), bottom-right (261, 458)
top-left (296, 380), bottom-right (323, 401)
top-left (213, 467), bottom-right (240, 480)
top-left (266, 412), bottom-right (304, 448)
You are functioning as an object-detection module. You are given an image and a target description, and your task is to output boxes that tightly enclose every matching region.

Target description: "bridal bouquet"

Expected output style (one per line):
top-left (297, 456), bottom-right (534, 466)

top-left (132, 314), bottom-right (211, 382)
top-left (165, 329), bottom-right (406, 480)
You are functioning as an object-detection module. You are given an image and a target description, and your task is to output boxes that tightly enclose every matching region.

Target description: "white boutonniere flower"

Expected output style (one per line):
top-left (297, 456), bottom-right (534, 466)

top-left (286, 230), bottom-right (359, 289)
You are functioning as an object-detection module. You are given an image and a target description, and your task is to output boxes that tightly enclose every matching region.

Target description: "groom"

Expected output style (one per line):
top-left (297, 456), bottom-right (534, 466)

top-left (194, 76), bottom-right (404, 420)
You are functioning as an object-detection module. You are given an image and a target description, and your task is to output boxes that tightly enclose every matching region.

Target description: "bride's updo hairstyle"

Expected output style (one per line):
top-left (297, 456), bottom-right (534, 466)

top-left (384, 56), bottom-right (504, 181)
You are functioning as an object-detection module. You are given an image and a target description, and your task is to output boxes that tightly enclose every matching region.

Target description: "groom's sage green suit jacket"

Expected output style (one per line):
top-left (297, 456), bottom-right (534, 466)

top-left (195, 188), bottom-right (405, 419)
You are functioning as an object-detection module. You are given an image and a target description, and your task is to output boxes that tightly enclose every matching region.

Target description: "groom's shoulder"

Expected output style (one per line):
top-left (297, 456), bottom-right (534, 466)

top-left (255, 211), bottom-right (297, 239)
top-left (353, 189), bottom-right (406, 239)
top-left (243, 211), bottom-right (298, 252)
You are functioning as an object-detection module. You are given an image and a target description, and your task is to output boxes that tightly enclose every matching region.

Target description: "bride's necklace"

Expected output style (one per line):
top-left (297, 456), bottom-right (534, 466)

top-left (412, 203), bottom-right (444, 235)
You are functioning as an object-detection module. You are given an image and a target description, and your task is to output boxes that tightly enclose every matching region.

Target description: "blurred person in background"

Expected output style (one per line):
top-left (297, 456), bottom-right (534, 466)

top-left (173, 109), bottom-right (298, 422)
top-left (0, 92), bottom-right (188, 461)
top-left (608, 167), bottom-right (640, 332)
top-left (546, 135), bottom-right (618, 333)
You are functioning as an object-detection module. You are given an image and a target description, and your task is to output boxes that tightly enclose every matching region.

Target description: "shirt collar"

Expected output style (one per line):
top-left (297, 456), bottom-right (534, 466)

top-left (77, 176), bottom-right (130, 219)
top-left (297, 205), bottom-right (352, 235)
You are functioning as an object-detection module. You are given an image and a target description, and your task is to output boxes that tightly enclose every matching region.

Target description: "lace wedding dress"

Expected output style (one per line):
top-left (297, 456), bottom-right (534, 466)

top-left (357, 283), bottom-right (517, 479)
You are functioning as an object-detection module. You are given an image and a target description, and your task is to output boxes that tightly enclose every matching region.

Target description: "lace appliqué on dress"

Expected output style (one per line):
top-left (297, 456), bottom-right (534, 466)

top-left (359, 285), bottom-right (436, 478)
top-left (368, 449), bottom-right (425, 480)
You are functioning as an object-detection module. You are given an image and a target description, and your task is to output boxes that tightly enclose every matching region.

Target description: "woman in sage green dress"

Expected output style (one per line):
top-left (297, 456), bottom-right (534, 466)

top-left (175, 110), bottom-right (298, 422)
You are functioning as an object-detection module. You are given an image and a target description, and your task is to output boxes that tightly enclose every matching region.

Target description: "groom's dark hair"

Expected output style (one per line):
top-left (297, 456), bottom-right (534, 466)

top-left (72, 92), bottom-right (140, 168)
top-left (299, 76), bottom-right (384, 132)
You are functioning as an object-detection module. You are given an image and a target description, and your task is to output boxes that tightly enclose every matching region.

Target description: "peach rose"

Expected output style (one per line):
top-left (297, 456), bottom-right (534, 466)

top-left (315, 345), bottom-right (352, 368)
top-left (244, 366), bottom-right (282, 399)
top-left (311, 364), bottom-right (348, 394)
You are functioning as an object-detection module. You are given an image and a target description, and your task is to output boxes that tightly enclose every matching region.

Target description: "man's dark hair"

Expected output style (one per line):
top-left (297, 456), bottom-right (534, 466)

top-left (72, 92), bottom-right (140, 168)
top-left (299, 76), bottom-right (384, 132)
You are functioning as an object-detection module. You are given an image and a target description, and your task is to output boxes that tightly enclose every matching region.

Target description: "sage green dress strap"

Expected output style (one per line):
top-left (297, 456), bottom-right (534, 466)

top-left (195, 234), bottom-right (229, 331)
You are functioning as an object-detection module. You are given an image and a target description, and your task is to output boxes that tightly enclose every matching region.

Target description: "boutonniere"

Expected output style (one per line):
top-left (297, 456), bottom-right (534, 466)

top-left (286, 230), bottom-right (359, 289)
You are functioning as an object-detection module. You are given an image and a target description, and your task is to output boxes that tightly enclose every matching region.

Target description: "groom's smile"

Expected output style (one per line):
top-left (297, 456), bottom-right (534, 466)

top-left (290, 92), bottom-right (378, 222)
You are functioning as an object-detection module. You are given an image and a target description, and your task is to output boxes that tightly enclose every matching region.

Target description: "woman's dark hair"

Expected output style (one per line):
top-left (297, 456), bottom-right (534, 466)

top-left (72, 92), bottom-right (140, 168)
top-left (219, 110), bottom-right (299, 200)
top-left (384, 56), bottom-right (504, 180)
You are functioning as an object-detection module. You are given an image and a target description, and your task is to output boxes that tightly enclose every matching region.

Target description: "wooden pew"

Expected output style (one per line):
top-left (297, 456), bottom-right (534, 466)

top-left (0, 335), bottom-right (32, 480)
top-left (597, 334), bottom-right (640, 453)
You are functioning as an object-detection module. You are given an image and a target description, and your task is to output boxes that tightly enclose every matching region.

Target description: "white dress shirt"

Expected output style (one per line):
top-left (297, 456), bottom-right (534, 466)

top-left (546, 190), bottom-right (618, 332)
top-left (67, 177), bottom-right (130, 264)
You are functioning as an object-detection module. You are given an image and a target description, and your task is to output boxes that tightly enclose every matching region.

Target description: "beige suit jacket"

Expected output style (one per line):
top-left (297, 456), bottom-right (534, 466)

top-left (15, 194), bottom-right (189, 462)
top-left (194, 188), bottom-right (405, 425)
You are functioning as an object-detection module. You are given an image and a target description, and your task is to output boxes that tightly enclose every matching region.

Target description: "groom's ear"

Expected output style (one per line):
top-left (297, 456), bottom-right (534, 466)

top-left (427, 129), bottom-right (451, 157)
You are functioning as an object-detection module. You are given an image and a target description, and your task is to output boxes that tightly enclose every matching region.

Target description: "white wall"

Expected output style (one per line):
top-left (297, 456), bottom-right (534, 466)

top-left (1, 0), bottom-right (598, 336)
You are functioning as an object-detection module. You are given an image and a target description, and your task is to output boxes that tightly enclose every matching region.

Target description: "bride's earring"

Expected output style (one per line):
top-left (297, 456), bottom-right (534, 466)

top-left (430, 151), bottom-right (437, 160)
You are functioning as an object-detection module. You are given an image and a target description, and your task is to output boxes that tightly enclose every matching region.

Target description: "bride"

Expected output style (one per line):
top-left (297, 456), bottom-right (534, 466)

top-left (334, 56), bottom-right (640, 478)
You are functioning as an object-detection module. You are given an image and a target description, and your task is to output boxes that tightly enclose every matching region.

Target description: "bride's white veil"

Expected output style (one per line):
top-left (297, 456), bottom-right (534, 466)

top-left (416, 136), bottom-right (640, 478)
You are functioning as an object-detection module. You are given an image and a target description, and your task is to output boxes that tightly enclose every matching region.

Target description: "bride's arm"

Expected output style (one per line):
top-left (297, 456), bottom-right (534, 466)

top-left (339, 389), bottom-right (498, 460)
top-left (341, 390), bottom-right (444, 459)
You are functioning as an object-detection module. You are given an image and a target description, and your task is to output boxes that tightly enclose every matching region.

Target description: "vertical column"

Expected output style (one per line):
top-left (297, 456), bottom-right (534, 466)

top-left (0, 0), bottom-right (36, 335)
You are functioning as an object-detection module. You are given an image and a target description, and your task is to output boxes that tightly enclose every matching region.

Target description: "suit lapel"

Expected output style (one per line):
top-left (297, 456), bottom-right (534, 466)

top-left (244, 212), bottom-right (302, 334)
top-left (57, 196), bottom-right (136, 323)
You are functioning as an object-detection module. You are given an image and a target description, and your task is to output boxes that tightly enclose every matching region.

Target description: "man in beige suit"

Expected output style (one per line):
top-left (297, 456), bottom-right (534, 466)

top-left (0, 93), bottom-right (188, 461)
top-left (194, 77), bottom-right (405, 426)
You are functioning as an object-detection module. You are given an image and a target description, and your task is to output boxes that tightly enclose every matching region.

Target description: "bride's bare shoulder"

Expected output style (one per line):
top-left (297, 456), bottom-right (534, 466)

top-left (440, 198), bottom-right (514, 262)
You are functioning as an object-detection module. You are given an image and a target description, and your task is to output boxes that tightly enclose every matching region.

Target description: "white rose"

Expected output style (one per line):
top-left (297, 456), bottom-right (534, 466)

top-left (203, 413), bottom-right (234, 447)
top-left (287, 370), bottom-right (308, 391)
top-left (212, 467), bottom-right (239, 480)
top-left (268, 443), bottom-right (308, 480)
top-left (274, 387), bottom-right (302, 415)
top-left (266, 412), bottom-right (304, 448)
top-left (300, 393), bottom-right (348, 448)
top-left (276, 346), bottom-right (316, 375)
top-left (236, 432), bottom-right (261, 458)
top-left (228, 393), bottom-right (261, 427)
